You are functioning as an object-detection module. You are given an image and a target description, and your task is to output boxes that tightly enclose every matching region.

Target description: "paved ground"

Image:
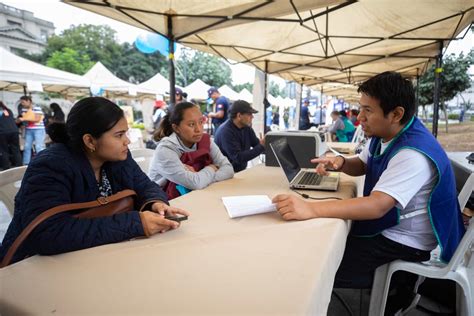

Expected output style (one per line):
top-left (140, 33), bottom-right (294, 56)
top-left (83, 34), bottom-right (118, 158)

top-left (434, 120), bottom-right (474, 152)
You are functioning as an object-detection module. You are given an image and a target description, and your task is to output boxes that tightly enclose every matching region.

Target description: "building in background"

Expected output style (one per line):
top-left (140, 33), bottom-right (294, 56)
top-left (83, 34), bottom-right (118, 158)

top-left (0, 2), bottom-right (54, 55)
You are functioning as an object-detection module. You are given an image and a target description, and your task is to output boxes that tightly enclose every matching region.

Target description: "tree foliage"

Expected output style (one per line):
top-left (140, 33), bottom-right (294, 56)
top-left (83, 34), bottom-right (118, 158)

top-left (46, 47), bottom-right (93, 74)
top-left (176, 49), bottom-right (232, 87)
top-left (418, 49), bottom-right (473, 106)
top-left (268, 81), bottom-right (287, 98)
top-left (20, 24), bottom-right (168, 82)
top-left (44, 24), bottom-right (122, 71)
top-left (114, 42), bottom-right (167, 83)
top-left (233, 82), bottom-right (253, 92)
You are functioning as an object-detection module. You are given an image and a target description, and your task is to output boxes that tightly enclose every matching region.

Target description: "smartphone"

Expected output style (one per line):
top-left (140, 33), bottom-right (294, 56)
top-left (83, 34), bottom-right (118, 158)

top-left (164, 214), bottom-right (188, 222)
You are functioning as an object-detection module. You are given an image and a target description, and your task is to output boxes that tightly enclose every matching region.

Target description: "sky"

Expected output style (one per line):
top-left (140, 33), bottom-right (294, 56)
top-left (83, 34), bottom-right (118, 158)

top-left (3, 0), bottom-right (473, 85)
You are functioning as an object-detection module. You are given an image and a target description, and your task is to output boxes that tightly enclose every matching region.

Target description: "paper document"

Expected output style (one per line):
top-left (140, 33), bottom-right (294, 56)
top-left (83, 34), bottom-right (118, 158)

top-left (222, 195), bottom-right (277, 218)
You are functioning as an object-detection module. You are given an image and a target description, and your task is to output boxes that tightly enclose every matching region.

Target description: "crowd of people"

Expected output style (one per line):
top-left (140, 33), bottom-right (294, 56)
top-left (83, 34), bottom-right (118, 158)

top-left (0, 96), bottom-right (66, 171)
top-left (0, 72), bottom-right (466, 314)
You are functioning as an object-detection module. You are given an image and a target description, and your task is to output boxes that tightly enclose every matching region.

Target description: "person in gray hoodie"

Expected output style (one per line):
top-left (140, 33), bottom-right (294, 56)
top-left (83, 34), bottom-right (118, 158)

top-left (148, 102), bottom-right (234, 195)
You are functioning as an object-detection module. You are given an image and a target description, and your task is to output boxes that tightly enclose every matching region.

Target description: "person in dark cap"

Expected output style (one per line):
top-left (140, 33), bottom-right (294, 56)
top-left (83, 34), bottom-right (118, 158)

top-left (207, 87), bottom-right (229, 133)
top-left (175, 87), bottom-right (186, 103)
top-left (299, 98), bottom-right (311, 130)
top-left (214, 100), bottom-right (265, 172)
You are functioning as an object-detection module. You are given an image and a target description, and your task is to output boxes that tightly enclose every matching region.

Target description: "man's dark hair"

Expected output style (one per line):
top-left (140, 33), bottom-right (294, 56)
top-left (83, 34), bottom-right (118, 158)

top-left (357, 71), bottom-right (415, 124)
top-left (20, 95), bottom-right (32, 102)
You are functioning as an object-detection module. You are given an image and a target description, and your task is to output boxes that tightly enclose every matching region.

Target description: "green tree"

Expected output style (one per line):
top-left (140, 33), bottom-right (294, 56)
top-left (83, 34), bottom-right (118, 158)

top-left (115, 42), bottom-right (167, 83)
top-left (269, 81), bottom-right (281, 97)
top-left (46, 47), bottom-right (93, 74)
top-left (176, 49), bottom-right (232, 87)
top-left (44, 24), bottom-right (122, 71)
top-left (233, 82), bottom-right (253, 92)
top-left (418, 49), bottom-right (473, 130)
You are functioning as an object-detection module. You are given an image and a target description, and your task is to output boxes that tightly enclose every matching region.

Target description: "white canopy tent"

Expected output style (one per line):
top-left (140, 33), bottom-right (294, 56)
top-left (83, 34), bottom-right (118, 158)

top-left (218, 85), bottom-right (240, 101)
top-left (64, 0), bottom-right (473, 86)
top-left (238, 88), bottom-right (253, 103)
top-left (64, 0), bottom-right (473, 135)
top-left (137, 72), bottom-right (170, 96)
top-left (184, 79), bottom-right (211, 101)
top-left (83, 62), bottom-right (156, 98)
top-left (0, 47), bottom-right (90, 96)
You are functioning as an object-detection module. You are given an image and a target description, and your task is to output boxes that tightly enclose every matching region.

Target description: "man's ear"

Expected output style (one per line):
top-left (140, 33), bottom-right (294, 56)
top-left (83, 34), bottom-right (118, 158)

top-left (391, 106), bottom-right (405, 123)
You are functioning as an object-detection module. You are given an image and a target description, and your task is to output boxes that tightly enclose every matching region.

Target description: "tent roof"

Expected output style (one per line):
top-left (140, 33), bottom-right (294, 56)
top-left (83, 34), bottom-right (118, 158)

top-left (84, 62), bottom-right (156, 97)
top-left (218, 84), bottom-right (240, 100)
top-left (184, 79), bottom-right (211, 100)
top-left (64, 0), bottom-right (473, 87)
top-left (238, 88), bottom-right (253, 103)
top-left (0, 47), bottom-right (90, 96)
top-left (137, 72), bottom-right (170, 95)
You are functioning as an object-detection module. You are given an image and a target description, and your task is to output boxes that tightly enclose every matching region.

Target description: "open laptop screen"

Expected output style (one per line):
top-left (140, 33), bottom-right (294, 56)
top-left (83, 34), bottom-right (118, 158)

top-left (269, 138), bottom-right (301, 182)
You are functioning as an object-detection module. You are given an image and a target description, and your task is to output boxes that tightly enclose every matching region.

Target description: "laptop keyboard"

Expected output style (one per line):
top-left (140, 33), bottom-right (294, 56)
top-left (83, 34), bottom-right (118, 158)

top-left (298, 172), bottom-right (323, 185)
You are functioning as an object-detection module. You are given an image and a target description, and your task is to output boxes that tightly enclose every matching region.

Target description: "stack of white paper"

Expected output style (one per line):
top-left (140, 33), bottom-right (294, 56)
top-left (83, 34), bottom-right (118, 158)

top-left (222, 195), bottom-right (277, 218)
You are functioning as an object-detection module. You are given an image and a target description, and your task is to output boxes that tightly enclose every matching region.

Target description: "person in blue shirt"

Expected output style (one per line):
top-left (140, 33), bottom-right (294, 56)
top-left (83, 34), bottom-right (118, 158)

top-left (214, 100), bottom-right (265, 172)
top-left (272, 72), bottom-right (464, 313)
top-left (299, 99), bottom-right (311, 130)
top-left (207, 87), bottom-right (229, 133)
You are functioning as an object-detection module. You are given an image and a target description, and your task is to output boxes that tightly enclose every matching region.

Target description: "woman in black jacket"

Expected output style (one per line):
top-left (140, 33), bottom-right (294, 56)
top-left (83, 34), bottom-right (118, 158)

top-left (0, 101), bottom-right (22, 170)
top-left (0, 97), bottom-right (189, 265)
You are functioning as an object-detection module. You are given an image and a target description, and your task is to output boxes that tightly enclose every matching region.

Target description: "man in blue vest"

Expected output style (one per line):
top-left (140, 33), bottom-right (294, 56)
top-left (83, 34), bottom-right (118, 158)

top-left (272, 72), bottom-right (464, 308)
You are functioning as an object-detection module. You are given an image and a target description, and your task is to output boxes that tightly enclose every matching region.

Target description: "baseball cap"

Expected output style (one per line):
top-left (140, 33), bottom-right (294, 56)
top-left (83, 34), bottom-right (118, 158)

top-left (175, 87), bottom-right (183, 96)
top-left (207, 87), bottom-right (219, 98)
top-left (230, 100), bottom-right (258, 115)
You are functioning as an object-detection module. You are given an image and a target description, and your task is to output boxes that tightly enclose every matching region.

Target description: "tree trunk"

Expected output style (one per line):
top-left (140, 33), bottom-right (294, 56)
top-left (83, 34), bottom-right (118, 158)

top-left (442, 101), bottom-right (448, 133)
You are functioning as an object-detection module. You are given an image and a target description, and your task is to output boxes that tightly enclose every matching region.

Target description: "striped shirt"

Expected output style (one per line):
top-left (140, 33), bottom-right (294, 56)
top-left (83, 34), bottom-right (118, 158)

top-left (21, 105), bottom-right (45, 129)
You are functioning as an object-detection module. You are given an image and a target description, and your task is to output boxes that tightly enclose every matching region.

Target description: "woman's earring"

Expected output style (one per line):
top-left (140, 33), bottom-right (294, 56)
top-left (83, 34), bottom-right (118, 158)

top-left (90, 147), bottom-right (96, 153)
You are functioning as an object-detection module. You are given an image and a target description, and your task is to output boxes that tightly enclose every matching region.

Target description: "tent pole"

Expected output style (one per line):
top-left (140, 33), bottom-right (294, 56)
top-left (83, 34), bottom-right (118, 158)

top-left (320, 86), bottom-right (323, 125)
top-left (432, 41), bottom-right (443, 138)
top-left (23, 85), bottom-right (27, 96)
top-left (298, 82), bottom-right (303, 129)
top-left (264, 60), bottom-right (268, 133)
top-left (168, 15), bottom-right (176, 110)
top-left (415, 71), bottom-right (419, 117)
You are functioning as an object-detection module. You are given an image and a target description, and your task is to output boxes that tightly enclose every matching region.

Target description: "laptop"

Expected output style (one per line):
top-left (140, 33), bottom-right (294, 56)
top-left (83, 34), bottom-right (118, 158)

top-left (269, 138), bottom-right (340, 191)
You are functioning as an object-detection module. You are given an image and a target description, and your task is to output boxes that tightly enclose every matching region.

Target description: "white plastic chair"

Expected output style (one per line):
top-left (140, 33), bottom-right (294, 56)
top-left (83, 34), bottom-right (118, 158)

top-left (0, 166), bottom-right (27, 216)
top-left (130, 148), bottom-right (155, 173)
top-left (369, 173), bottom-right (474, 316)
top-left (351, 125), bottom-right (365, 143)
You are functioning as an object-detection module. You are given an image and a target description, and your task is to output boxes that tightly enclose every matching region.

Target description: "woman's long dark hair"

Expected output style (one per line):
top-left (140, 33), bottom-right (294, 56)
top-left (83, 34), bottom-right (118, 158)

top-left (153, 102), bottom-right (197, 142)
top-left (47, 97), bottom-right (124, 151)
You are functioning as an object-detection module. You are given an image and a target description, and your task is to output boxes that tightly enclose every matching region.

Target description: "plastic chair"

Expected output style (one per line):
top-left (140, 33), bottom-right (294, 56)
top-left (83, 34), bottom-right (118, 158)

top-left (369, 173), bottom-right (474, 316)
top-left (0, 166), bottom-right (27, 216)
top-left (351, 125), bottom-right (364, 143)
top-left (130, 148), bottom-right (155, 173)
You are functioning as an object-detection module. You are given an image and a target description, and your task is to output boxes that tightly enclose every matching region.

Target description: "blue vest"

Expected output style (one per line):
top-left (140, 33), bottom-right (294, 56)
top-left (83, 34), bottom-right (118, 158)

top-left (351, 117), bottom-right (465, 262)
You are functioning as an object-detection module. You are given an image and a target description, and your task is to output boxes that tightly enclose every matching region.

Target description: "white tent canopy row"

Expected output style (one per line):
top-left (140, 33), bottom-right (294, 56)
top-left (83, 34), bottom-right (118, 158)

top-left (83, 62), bottom-right (158, 98)
top-left (0, 48), bottom-right (162, 99)
top-left (0, 47), bottom-right (90, 96)
top-left (64, 0), bottom-right (473, 87)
